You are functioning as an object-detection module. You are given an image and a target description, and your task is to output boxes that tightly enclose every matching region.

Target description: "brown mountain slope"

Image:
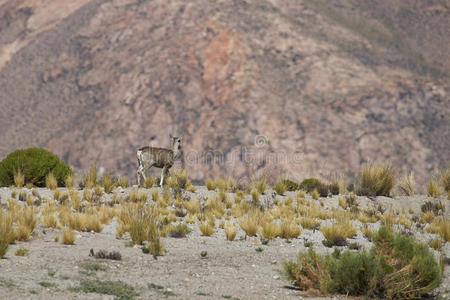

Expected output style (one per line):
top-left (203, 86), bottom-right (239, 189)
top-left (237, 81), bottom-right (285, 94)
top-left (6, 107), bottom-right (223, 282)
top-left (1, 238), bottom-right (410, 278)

top-left (0, 0), bottom-right (449, 188)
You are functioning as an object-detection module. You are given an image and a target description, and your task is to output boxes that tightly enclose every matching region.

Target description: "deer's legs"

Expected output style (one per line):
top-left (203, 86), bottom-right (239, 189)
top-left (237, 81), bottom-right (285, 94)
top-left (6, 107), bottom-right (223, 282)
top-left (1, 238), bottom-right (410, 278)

top-left (160, 166), bottom-right (170, 186)
top-left (137, 164), bottom-right (144, 187)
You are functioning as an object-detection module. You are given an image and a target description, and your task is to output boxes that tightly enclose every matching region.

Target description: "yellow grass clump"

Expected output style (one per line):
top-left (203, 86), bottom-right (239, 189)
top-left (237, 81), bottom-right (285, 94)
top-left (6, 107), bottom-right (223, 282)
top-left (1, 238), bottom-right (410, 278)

top-left (280, 219), bottom-right (301, 239)
top-left (338, 197), bottom-right (347, 209)
top-left (359, 162), bottom-right (395, 196)
top-left (14, 169), bottom-right (24, 188)
top-left (239, 214), bottom-right (259, 237)
top-left (398, 172), bottom-right (415, 196)
top-left (145, 176), bottom-right (155, 189)
top-left (262, 221), bottom-right (281, 239)
top-left (65, 175), bottom-right (75, 189)
top-left (183, 199), bottom-right (200, 215)
top-left (225, 222), bottom-right (237, 241)
top-left (299, 217), bottom-right (320, 229)
top-left (426, 217), bottom-right (450, 242)
top-left (311, 189), bottom-right (319, 200)
top-left (439, 165), bottom-right (450, 192)
top-left (45, 172), bottom-right (58, 190)
top-left (41, 213), bottom-right (58, 228)
top-left (427, 179), bottom-right (443, 198)
top-left (199, 222), bottom-right (215, 236)
top-left (119, 177), bottom-right (129, 188)
top-left (320, 221), bottom-right (356, 240)
top-left (69, 189), bottom-right (82, 211)
top-left (62, 228), bottom-right (75, 245)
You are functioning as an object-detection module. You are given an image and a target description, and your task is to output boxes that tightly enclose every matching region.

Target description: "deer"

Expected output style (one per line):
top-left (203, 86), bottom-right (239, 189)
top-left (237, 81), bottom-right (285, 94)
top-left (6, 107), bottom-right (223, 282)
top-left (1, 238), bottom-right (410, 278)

top-left (136, 135), bottom-right (182, 187)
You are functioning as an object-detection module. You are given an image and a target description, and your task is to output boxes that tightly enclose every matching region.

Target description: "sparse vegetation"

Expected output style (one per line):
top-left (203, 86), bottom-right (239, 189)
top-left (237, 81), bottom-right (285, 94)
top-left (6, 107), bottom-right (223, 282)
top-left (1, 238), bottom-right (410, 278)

top-left (168, 223), bottom-right (191, 238)
top-left (72, 279), bottom-right (138, 299)
top-left (199, 222), bottom-right (215, 236)
top-left (284, 226), bottom-right (442, 298)
top-left (440, 165), bottom-right (450, 192)
top-left (225, 222), bottom-right (237, 241)
top-left (15, 247), bottom-right (29, 256)
top-left (101, 173), bottom-right (117, 193)
top-left (14, 170), bottom-right (24, 188)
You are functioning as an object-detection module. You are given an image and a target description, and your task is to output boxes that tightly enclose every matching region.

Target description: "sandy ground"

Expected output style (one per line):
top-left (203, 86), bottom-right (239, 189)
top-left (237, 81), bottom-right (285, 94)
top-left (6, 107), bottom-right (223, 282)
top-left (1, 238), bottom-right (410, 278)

top-left (0, 186), bottom-right (449, 300)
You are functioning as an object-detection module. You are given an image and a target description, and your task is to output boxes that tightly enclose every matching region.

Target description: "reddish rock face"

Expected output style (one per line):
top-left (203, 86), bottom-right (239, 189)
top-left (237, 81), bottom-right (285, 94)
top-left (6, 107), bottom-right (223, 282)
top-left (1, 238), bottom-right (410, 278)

top-left (0, 0), bottom-right (449, 190)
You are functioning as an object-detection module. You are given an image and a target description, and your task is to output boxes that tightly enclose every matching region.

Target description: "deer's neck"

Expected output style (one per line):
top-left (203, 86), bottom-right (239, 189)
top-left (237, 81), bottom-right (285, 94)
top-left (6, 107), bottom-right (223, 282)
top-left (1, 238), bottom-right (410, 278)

top-left (172, 146), bottom-right (180, 158)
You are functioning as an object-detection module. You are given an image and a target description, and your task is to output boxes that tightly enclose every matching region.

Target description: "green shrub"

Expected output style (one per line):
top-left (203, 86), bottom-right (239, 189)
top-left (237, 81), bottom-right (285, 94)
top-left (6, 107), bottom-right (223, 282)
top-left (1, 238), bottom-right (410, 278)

top-left (281, 179), bottom-right (300, 191)
top-left (358, 163), bottom-right (395, 196)
top-left (299, 178), bottom-right (322, 192)
top-left (0, 148), bottom-right (72, 187)
top-left (284, 226), bottom-right (442, 299)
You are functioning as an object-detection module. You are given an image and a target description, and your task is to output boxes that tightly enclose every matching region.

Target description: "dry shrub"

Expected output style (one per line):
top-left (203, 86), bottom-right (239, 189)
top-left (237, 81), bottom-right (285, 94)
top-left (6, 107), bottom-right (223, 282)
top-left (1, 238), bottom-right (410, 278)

top-left (439, 165), bottom-right (450, 192)
top-left (338, 197), bottom-right (347, 209)
top-left (183, 199), bottom-right (200, 215)
top-left (0, 213), bottom-right (14, 258)
top-left (427, 179), bottom-right (443, 198)
top-left (41, 213), bottom-right (58, 228)
top-left (65, 175), bottom-right (75, 189)
top-left (14, 169), bottom-right (24, 188)
top-left (80, 165), bottom-right (97, 189)
top-left (225, 222), bottom-right (237, 241)
top-left (273, 181), bottom-right (287, 195)
top-left (262, 221), bottom-right (281, 239)
top-left (119, 177), bottom-right (128, 188)
top-left (280, 219), bottom-right (302, 239)
top-left (300, 217), bottom-right (320, 229)
top-left (311, 189), bottom-right (319, 200)
top-left (205, 178), bottom-right (216, 191)
top-left (62, 228), bottom-right (75, 245)
top-left (426, 217), bottom-right (450, 242)
top-left (116, 204), bottom-right (159, 245)
top-left (199, 222), bottom-right (215, 236)
top-left (144, 176), bottom-right (155, 189)
top-left (69, 189), bottom-right (82, 211)
top-left (320, 221), bottom-right (356, 240)
top-left (397, 172), bottom-right (415, 196)
top-left (102, 173), bottom-right (117, 193)
top-left (45, 173), bottom-right (58, 190)
top-left (359, 162), bottom-right (395, 196)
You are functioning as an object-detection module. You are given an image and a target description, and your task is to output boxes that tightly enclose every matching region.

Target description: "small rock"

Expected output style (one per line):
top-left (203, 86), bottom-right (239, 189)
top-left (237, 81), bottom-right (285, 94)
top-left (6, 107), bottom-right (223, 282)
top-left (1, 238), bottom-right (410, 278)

top-left (273, 275), bottom-right (280, 280)
top-left (271, 260), bottom-right (277, 264)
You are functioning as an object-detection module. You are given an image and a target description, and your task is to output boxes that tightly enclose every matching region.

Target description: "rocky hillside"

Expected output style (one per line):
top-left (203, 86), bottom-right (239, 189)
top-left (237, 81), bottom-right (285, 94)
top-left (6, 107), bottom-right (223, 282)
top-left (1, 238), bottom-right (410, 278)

top-left (0, 0), bottom-right (449, 188)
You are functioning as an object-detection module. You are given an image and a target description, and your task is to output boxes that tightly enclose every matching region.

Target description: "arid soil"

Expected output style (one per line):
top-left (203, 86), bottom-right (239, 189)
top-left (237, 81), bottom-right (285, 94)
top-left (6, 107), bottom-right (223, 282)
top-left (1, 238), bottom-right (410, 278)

top-left (0, 186), bottom-right (449, 300)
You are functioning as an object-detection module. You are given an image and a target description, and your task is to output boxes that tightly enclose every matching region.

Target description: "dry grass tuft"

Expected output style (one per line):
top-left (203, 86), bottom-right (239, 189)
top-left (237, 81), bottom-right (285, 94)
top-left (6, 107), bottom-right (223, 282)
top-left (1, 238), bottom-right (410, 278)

top-left (427, 179), bottom-right (443, 198)
top-left (311, 189), bottom-right (319, 200)
top-left (426, 217), bottom-right (450, 242)
top-left (46, 173), bottom-right (58, 190)
top-left (14, 169), bottom-right (24, 188)
top-left (440, 165), bottom-right (450, 192)
top-left (338, 197), bottom-right (347, 209)
top-left (102, 174), bottom-right (117, 193)
top-left (119, 177), bottom-right (129, 188)
top-left (320, 220), bottom-right (356, 240)
top-left (70, 189), bottom-right (82, 211)
top-left (359, 162), bottom-right (395, 196)
top-left (273, 181), bottom-right (287, 195)
top-left (183, 199), bottom-right (200, 215)
top-left (239, 214), bottom-right (259, 237)
top-left (65, 175), bottom-right (75, 189)
top-left (81, 165), bottom-right (97, 189)
top-left (62, 228), bottom-right (75, 245)
top-left (397, 172), bottom-right (415, 196)
top-left (225, 222), bottom-right (237, 241)
top-left (299, 217), bottom-right (320, 229)
top-left (253, 177), bottom-right (267, 194)
top-left (205, 178), bottom-right (216, 191)
top-left (428, 238), bottom-right (443, 250)
top-left (144, 176), bottom-right (155, 189)
top-left (280, 219), bottom-right (301, 239)
top-left (199, 222), bottom-right (215, 236)
top-left (262, 221), bottom-right (281, 239)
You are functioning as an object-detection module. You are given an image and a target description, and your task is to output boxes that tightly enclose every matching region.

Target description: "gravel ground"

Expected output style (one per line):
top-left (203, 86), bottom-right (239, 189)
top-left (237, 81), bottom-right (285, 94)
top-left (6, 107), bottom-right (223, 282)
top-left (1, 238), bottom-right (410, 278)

top-left (0, 186), bottom-right (449, 300)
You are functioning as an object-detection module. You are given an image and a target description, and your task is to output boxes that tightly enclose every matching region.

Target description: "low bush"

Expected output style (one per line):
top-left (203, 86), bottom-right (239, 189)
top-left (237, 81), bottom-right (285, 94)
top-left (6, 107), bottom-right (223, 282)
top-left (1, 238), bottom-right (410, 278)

top-left (284, 226), bottom-right (442, 299)
top-left (299, 178), bottom-right (322, 193)
top-left (168, 223), bottom-right (191, 238)
top-left (281, 179), bottom-right (300, 191)
top-left (0, 148), bottom-right (73, 187)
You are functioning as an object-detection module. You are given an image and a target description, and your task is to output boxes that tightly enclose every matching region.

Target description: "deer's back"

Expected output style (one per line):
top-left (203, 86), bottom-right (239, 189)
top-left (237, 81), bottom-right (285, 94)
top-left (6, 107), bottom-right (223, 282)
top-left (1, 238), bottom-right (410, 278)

top-left (137, 146), bottom-right (174, 168)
